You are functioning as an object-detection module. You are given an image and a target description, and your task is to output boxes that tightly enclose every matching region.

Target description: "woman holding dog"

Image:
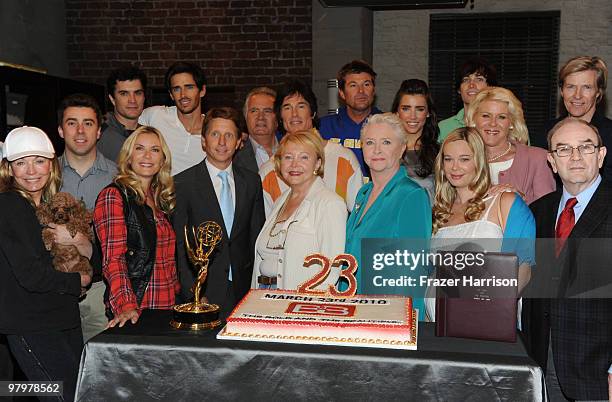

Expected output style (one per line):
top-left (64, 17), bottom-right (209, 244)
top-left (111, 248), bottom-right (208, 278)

top-left (0, 126), bottom-right (91, 402)
top-left (94, 126), bottom-right (179, 328)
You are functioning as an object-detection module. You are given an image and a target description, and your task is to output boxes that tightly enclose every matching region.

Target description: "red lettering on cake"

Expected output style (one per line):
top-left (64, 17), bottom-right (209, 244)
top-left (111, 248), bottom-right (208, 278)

top-left (286, 302), bottom-right (356, 317)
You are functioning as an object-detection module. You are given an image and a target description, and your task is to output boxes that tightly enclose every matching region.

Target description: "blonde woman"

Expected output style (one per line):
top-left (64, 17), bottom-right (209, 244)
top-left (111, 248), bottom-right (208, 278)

top-left (252, 130), bottom-right (347, 290)
top-left (465, 87), bottom-right (555, 204)
top-left (427, 127), bottom-right (535, 321)
top-left (0, 126), bottom-right (91, 402)
top-left (94, 126), bottom-right (178, 328)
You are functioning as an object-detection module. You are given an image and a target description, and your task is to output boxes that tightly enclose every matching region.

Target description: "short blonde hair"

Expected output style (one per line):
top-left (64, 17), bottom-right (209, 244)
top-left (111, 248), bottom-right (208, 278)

top-left (274, 128), bottom-right (325, 178)
top-left (465, 87), bottom-right (529, 145)
top-left (115, 126), bottom-right (176, 214)
top-left (360, 112), bottom-right (408, 145)
top-left (432, 127), bottom-right (490, 234)
top-left (0, 157), bottom-right (61, 206)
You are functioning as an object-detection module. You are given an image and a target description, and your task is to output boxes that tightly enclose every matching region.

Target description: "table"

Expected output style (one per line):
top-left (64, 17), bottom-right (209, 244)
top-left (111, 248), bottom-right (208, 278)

top-left (75, 310), bottom-right (545, 401)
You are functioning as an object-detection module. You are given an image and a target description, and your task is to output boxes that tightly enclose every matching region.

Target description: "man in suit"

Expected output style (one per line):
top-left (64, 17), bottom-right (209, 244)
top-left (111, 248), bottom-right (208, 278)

top-left (173, 107), bottom-right (265, 318)
top-left (523, 117), bottom-right (612, 401)
top-left (233, 87), bottom-right (278, 174)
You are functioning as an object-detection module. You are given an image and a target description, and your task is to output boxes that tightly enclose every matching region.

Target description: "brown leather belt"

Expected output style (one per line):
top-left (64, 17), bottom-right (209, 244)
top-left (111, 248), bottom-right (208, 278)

top-left (257, 275), bottom-right (277, 285)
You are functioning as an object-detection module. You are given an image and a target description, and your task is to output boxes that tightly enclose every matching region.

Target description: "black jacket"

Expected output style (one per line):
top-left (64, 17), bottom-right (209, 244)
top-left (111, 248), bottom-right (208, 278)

top-left (0, 191), bottom-right (81, 334)
top-left (233, 140), bottom-right (259, 174)
top-left (173, 161), bottom-right (265, 317)
top-left (522, 182), bottom-right (612, 400)
top-left (102, 184), bottom-right (157, 312)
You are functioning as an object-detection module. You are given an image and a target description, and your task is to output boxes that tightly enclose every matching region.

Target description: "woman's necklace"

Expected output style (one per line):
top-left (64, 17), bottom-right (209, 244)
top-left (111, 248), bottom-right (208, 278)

top-left (487, 142), bottom-right (512, 163)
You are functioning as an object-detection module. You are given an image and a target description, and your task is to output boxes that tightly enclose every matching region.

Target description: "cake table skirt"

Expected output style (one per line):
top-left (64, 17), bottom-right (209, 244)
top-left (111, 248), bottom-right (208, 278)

top-left (75, 310), bottom-right (544, 402)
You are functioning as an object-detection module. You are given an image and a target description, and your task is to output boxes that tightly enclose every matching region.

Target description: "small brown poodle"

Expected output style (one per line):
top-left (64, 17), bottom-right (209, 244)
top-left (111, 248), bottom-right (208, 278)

top-left (36, 192), bottom-right (94, 276)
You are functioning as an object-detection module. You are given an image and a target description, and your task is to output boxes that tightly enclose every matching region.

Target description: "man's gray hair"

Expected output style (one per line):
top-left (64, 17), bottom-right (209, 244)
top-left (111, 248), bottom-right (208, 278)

top-left (243, 87), bottom-right (277, 116)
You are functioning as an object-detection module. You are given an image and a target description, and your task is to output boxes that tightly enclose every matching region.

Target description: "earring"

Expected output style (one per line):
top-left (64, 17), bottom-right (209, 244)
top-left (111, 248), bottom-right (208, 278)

top-left (313, 169), bottom-right (318, 176)
top-left (510, 125), bottom-right (514, 130)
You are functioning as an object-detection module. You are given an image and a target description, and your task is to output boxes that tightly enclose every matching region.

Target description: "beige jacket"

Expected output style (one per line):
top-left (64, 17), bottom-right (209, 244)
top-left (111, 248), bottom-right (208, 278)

top-left (251, 177), bottom-right (347, 290)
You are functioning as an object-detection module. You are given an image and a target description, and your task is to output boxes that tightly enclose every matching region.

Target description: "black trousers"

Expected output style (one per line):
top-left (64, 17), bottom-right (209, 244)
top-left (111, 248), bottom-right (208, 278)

top-left (6, 327), bottom-right (83, 402)
top-left (0, 335), bottom-right (13, 381)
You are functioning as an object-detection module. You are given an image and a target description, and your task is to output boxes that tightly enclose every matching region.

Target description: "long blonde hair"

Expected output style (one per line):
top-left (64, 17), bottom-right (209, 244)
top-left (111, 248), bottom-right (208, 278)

top-left (465, 87), bottom-right (529, 145)
top-left (115, 126), bottom-right (176, 214)
top-left (0, 157), bottom-right (61, 206)
top-left (432, 127), bottom-right (490, 234)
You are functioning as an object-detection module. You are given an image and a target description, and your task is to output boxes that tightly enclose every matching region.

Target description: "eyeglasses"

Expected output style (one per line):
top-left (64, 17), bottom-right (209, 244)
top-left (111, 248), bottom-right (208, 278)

top-left (266, 220), bottom-right (298, 250)
top-left (549, 144), bottom-right (599, 157)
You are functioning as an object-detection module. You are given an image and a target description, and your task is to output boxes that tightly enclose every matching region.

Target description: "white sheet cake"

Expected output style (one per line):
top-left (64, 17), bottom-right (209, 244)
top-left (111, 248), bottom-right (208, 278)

top-left (218, 290), bottom-right (417, 349)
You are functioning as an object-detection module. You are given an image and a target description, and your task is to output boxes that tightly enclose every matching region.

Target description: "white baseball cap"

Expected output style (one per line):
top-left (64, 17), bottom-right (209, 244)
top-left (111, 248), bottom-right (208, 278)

top-left (3, 126), bottom-right (55, 161)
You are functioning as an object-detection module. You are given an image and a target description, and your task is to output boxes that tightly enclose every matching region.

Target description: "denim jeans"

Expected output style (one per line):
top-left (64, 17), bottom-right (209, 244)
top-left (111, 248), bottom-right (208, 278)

top-left (6, 327), bottom-right (83, 402)
top-left (258, 284), bottom-right (277, 290)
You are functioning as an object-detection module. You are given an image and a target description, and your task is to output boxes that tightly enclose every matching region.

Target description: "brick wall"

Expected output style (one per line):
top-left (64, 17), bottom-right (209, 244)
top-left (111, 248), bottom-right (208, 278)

top-left (65, 0), bottom-right (312, 109)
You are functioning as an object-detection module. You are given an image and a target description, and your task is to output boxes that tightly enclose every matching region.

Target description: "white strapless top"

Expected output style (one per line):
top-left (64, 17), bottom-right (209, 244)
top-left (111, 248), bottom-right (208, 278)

top-left (432, 194), bottom-right (503, 251)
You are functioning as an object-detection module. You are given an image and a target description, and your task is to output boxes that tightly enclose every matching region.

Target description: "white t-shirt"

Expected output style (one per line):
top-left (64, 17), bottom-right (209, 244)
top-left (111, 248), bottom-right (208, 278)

top-left (139, 105), bottom-right (205, 175)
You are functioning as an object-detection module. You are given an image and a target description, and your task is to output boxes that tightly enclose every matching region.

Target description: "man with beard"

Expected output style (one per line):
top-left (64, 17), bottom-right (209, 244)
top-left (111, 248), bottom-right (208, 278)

top-left (98, 65), bottom-right (147, 162)
top-left (139, 62), bottom-right (207, 175)
top-left (319, 60), bottom-right (382, 176)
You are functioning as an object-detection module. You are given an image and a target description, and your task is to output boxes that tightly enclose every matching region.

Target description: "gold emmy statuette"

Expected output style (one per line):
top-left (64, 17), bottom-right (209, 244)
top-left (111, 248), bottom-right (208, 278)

top-left (170, 221), bottom-right (223, 330)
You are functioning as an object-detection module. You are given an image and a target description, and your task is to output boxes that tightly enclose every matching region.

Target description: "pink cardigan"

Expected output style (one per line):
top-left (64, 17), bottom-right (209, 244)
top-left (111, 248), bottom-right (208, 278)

top-left (498, 142), bottom-right (556, 204)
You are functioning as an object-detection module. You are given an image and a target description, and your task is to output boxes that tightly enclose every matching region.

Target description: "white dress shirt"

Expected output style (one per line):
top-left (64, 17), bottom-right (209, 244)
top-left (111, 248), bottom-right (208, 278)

top-left (205, 158), bottom-right (236, 212)
top-left (249, 136), bottom-right (278, 169)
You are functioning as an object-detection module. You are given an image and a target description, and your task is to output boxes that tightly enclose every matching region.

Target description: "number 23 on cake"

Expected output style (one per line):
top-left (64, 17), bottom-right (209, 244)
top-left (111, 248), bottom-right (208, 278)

top-left (217, 253), bottom-right (418, 349)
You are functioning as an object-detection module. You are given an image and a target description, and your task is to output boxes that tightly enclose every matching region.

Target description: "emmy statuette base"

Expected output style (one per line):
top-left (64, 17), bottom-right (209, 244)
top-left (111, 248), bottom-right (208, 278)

top-left (170, 302), bottom-right (222, 330)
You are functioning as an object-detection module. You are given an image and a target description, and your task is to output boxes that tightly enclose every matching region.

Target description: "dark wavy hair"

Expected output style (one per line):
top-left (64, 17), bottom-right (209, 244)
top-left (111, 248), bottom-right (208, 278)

top-left (274, 79), bottom-right (319, 135)
top-left (455, 57), bottom-right (497, 88)
top-left (391, 79), bottom-right (440, 178)
top-left (337, 60), bottom-right (377, 90)
top-left (107, 65), bottom-right (147, 97)
top-left (164, 61), bottom-right (206, 91)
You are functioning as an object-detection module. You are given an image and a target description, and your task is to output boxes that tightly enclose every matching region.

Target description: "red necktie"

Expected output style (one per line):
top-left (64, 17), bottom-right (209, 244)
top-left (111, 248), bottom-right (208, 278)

top-left (555, 197), bottom-right (577, 256)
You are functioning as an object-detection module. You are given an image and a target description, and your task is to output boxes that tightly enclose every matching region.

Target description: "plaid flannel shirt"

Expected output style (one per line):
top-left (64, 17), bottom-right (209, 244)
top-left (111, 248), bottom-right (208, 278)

top-left (93, 187), bottom-right (179, 315)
